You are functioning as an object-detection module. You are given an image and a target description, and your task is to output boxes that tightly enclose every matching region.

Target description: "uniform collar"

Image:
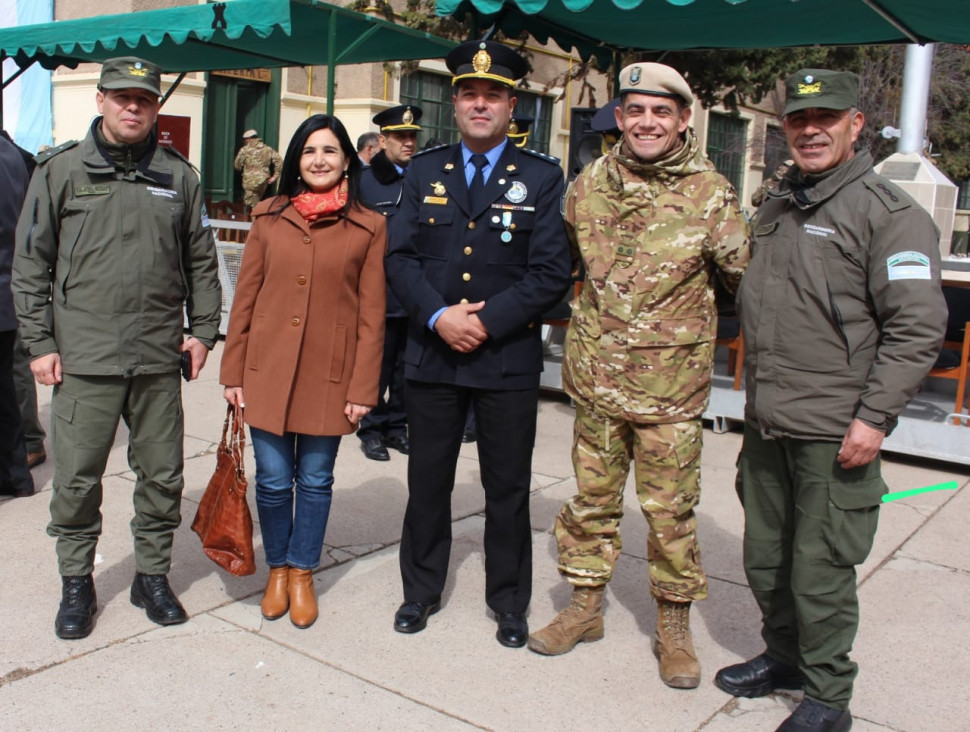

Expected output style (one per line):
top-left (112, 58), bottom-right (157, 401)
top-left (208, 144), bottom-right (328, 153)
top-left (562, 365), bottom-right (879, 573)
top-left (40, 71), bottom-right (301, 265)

top-left (774, 150), bottom-right (874, 209)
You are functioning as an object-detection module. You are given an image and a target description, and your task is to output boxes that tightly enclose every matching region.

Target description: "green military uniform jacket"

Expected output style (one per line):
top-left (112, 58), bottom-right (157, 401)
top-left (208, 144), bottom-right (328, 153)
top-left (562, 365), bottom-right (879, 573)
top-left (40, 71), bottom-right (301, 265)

top-left (13, 121), bottom-right (222, 376)
top-left (738, 150), bottom-right (947, 439)
top-left (562, 130), bottom-right (751, 423)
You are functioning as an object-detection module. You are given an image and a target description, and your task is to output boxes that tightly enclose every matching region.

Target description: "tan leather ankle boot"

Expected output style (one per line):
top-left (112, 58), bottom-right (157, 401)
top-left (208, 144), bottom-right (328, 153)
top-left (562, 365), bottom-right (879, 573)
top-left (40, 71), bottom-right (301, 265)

top-left (261, 567), bottom-right (289, 620)
top-left (527, 586), bottom-right (605, 655)
top-left (655, 599), bottom-right (701, 689)
top-left (287, 568), bottom-right (318, 629)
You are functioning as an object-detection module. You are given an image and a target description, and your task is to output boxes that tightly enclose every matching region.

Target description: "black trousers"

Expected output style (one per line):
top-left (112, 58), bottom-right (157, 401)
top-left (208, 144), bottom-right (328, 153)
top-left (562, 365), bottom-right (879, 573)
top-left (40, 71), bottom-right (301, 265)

top-left (357, 317), bottom-right (408, 441)
top-left (0, 329), bottom-right (33, 495)
top-left (400, 380), bottom-right (538, 613)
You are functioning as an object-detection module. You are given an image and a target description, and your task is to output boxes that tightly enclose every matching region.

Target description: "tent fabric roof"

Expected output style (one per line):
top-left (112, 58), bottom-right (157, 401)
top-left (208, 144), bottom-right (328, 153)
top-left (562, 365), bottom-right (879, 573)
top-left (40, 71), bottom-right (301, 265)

top-left (436, 0), bottom-right (970, 65)
top-left (0, 0), bottom-right (456, 73)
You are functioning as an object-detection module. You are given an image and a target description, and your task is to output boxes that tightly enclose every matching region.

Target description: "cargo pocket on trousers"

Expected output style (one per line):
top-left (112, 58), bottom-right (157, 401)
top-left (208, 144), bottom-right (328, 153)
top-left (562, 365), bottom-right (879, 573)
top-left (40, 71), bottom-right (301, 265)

top-left (823, 477), bottom-right (885, 567)
top-left (51, 391), bottom-right (77, 477)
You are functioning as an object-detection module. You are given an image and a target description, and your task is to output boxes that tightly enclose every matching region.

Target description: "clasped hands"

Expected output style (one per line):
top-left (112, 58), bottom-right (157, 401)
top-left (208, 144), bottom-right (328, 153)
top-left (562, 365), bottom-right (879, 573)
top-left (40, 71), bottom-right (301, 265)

top-left (435, 301), bottom-right (488, 353)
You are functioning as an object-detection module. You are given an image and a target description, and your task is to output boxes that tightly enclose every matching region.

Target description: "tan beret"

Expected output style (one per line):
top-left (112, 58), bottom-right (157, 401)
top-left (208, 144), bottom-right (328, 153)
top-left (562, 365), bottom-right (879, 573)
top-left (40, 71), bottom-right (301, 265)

top-left (617, 62), bottom-right (693, 107)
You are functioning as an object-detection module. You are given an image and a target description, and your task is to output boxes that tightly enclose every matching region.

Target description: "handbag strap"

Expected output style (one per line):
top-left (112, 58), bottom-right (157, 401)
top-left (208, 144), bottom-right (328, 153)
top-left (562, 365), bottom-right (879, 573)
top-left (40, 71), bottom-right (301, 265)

top-left (225, 404), bottom-right (246, 474)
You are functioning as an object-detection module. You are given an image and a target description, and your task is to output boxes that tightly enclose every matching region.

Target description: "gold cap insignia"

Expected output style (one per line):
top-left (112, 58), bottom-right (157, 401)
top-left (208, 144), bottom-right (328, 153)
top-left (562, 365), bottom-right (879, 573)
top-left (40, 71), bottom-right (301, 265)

top-left (402, 107), bottom-right (414, 125)
top-left (797, 81), bottom-right (822, 95)
top-left (128, 65), bottom-right (148, 78)
top-left (473, 49), bottom-right (492, 74)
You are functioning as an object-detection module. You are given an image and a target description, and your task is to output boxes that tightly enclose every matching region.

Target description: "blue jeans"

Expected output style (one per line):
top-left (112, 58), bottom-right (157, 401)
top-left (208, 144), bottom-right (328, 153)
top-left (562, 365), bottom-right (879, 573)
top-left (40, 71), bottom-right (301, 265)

top-left (250, 427), bottom-right (341, 570)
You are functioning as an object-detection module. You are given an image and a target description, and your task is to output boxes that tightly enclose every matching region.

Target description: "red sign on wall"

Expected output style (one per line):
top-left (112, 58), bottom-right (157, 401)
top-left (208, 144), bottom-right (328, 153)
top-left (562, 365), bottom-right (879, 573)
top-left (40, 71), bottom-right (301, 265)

top-left (157, 114), bottom-right (191, 157)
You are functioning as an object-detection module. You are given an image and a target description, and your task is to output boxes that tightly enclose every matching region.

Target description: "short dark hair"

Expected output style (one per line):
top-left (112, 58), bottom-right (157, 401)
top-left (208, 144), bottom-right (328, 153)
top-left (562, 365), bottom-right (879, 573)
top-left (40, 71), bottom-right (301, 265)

top-left (275, 114), bottom-right (362, 215)
top-left (356, 132), bottom-right (379, 152)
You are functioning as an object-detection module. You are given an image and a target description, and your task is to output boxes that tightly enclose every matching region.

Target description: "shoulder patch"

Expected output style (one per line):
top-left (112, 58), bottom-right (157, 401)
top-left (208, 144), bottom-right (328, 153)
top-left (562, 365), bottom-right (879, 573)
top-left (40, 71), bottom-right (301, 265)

top-left (520, 147), bottom-right (561, 165)
top-left (412, 144), bottom-right (449, 159)
top-left (864, 177), bottom-right (911, 213)
top-left (33, 139), bottom-right (79, 165)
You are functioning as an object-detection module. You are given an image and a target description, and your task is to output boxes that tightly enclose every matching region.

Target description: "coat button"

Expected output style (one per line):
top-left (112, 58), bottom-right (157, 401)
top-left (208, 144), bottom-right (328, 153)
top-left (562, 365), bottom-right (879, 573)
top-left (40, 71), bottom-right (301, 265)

top-left (460, 298), bottom-right (469, 304)
top-left (297, 276), bottom-right (307, 285)
top-left (464, 246), bottom-right (473, 255)
top-left (291, 317), bottom-right (300, 326)
top-left (462, 273), bottom-right (471, 282)
top-left (428, 217), bottom-right (435, 224)
top-left (467, 221), bottom-right (476, 230)
top-left (303, 235), bottom-right (311, 244)
top-left (528, 321), bottom-right (535, 328)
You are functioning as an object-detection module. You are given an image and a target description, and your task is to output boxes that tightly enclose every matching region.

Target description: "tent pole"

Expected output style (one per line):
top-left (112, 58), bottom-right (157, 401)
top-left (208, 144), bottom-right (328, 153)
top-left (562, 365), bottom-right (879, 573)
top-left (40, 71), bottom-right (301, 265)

top-left (159, 72), bottom-right (187, 109)
top-left (327, 9), bottom-right (337, 116)
top-left (898, 44), bottom-right (934, 154)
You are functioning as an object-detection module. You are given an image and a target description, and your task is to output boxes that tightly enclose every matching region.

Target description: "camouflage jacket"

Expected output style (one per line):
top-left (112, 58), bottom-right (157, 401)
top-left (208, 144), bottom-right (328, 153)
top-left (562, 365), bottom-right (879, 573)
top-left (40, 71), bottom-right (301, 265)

top-left (233, 140), bottom-right (282, 187)
top-left (562, 129), bottom-right (751, 423)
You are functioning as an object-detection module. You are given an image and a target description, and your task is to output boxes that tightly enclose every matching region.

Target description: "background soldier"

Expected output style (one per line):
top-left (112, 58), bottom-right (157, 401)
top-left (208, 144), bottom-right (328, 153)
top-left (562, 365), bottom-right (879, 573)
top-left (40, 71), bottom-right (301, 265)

top-left (528, 63), bottom-right (750, 692)
top-left (357, 104), bottom-right (423, 461)
top-left (13, 56), bottom-right (222, 640)
top-left (0, 132), bottom-right (33, 499)
top-left (750, 158), bottom-right (793, 208)
top-left (715, 69), bottom-right (946, 732)
top-left (385, 40), bottom-right (571, 649)
top-left (234, 129), bottom-right (282, 213)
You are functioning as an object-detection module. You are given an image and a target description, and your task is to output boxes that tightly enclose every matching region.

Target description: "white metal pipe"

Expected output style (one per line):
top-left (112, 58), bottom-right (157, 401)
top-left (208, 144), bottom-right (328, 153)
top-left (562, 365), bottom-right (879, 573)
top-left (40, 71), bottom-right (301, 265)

top-left (898, 44), bottom-right (935, 154)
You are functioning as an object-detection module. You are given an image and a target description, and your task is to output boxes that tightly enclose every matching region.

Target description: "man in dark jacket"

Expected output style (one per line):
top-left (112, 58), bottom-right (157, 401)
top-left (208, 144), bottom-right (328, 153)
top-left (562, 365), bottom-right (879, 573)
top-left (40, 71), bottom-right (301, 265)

top-left (0, 133), bottom-right (33, 499)
top-left (714, 69), bottom-right (946, 732)
top-left (357, 104), bottom-right (422, 461)
top-left (13, 57), bottom-right (221, 641)
top-left (385, 40), bottom-right (571, 648)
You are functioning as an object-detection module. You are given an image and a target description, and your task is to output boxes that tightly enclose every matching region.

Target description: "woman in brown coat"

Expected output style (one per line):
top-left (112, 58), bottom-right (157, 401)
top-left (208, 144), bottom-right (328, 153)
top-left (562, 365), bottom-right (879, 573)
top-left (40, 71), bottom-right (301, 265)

top-left (221, 114), bottom-right (386, 628)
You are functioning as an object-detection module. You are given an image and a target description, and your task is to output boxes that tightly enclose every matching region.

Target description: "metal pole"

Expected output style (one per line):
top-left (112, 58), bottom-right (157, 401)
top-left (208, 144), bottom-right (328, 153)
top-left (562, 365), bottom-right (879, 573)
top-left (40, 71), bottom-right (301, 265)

top-left (898, 43), bottom-right (934, 154)
top-left (327, 10), bottom-right (336, 117)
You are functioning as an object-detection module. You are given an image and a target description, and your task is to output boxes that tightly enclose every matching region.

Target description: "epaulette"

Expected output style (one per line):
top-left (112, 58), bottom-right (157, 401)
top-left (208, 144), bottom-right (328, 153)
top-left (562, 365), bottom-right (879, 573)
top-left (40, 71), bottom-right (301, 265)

top-left (33, 139), bottom-right (78, 165)
top-left (412, 144), bottom-right (449, 159)
top-left (863, 177), bottom-right (911, 214)
top-left (520, 147), bottom-right (561, 165)
top-left (158, 143), bottom-right (200, 175)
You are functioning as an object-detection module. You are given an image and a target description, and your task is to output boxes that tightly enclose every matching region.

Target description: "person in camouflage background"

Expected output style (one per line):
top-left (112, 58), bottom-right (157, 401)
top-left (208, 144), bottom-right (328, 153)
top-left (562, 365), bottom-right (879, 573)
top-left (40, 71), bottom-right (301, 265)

top-left (528, 63), bottom-right (751, 691)
top-left (750, 158), bottom-right (793, 207)
top-left (234, 129), bottom-right (283, 211)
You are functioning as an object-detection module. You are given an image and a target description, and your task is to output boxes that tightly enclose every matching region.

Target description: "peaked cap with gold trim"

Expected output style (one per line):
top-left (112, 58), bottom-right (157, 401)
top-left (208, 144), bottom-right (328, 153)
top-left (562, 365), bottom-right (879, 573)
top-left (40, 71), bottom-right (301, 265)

top-left (446, 40), bottom-right (528, 88)
top-left (373, 104), bottom-right (423, 132)
top-left (508, 115), bottom-right (533, 147)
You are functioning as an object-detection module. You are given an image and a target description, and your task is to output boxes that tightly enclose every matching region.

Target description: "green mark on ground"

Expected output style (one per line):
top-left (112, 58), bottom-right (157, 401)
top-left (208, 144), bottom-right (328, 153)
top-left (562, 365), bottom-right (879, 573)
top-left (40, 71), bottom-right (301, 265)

top-left (882, 481), bottom-right (959, 503)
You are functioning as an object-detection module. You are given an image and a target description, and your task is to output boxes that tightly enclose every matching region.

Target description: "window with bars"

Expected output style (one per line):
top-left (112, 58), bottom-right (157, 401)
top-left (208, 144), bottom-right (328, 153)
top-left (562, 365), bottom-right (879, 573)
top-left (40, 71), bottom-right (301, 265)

top-left (707, 112), bottom-right (748, 195)
top-left (400, 70), bottom-right (553, 154)
top-left (763, 125), bottom-right (790, 176)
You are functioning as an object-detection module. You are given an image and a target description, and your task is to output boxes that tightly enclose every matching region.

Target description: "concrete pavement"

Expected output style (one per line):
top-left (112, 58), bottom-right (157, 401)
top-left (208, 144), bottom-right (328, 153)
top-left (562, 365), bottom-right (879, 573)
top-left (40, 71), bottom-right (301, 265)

top-left (2, 341), bottom-right (968, 731)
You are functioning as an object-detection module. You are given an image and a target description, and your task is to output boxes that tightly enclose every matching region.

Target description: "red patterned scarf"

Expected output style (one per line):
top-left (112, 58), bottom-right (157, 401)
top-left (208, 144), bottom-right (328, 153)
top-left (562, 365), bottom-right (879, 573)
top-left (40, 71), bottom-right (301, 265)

top-left (291, 179), bottom-right (348, 221)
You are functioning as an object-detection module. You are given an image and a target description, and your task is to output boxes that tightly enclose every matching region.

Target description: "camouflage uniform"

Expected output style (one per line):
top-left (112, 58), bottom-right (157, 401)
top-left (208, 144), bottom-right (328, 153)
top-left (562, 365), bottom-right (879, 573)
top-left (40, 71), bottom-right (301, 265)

top-left (234, 139), bottom-right (283, 208)
top-left (556, 129), bottom-right (750, 602)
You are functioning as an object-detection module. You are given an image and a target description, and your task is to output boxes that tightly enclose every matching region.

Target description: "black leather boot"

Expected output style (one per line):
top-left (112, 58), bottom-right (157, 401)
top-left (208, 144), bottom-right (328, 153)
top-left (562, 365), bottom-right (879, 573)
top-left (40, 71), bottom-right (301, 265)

top-left (55, 575), bottom-right (97, 640)
top-left (130, 573), bottom-right (188, 625)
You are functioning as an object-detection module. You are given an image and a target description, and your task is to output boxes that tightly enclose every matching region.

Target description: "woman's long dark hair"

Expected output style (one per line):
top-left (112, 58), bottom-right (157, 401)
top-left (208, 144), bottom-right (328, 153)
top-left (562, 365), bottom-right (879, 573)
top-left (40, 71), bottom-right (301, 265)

top-left (274, 114), bottom-right (362, 215)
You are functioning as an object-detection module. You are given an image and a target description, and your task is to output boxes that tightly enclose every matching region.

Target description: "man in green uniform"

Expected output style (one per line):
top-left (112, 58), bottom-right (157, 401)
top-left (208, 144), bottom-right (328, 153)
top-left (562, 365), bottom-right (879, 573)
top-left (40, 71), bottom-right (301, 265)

top-left (714, 70), bottom-right (946, 732)
top-left (527, 63), bottom-right (750, 690)
top-left (13, 56), bottom-right (222, 640)
top-left (233, 129), bottom-right (282, 212)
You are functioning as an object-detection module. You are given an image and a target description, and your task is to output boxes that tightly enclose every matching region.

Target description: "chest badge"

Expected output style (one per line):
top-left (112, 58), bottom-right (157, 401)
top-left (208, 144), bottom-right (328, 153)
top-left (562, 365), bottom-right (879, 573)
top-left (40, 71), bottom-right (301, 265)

top-left (431, 181), bottom-right (446, 196)
top-left (505, 181), bottom-right (527, 204)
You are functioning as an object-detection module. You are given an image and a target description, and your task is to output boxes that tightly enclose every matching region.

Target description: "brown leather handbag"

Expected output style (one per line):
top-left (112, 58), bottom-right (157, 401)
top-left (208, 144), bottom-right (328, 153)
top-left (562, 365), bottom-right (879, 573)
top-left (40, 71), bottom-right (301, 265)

top-left (191, 406), bottom-right (256, 576)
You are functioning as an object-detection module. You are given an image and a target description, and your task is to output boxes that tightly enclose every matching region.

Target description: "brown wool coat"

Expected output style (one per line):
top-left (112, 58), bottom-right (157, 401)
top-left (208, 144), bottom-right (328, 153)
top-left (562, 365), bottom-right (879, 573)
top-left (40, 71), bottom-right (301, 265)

top-left (220, 197), bottom-right (386, 436)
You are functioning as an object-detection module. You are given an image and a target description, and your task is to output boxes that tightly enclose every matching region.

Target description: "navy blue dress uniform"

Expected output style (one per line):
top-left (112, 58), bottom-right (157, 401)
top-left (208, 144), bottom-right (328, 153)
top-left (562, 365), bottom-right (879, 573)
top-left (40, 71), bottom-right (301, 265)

top-left (386, 40), bottom-right (572, 647)
top-left (357, 105), bottom-right (423, 459)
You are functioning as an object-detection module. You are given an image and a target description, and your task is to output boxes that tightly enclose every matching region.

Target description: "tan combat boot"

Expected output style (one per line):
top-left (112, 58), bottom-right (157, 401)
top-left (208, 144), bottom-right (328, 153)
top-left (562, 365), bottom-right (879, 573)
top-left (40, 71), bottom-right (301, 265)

top-left (655, 599), bottom-right (701, 689)
top-left (527, 586), bottom-right (605, 655)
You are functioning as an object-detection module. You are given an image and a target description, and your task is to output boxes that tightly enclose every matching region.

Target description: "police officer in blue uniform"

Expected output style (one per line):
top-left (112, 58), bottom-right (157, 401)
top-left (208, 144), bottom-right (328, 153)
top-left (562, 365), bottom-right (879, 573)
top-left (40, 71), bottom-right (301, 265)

top-left (357, 104), bottom-right (423, 461)
top-left (386, 40), bottom-right (572, 648)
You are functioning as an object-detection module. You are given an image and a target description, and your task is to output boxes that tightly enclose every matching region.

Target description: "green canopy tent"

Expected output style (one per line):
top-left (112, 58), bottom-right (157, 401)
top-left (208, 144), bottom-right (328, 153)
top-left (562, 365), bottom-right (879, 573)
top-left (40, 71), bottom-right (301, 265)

top-left (0, 0), bottom-right (457, 123)
top-left (435, 0), bottom-right (970, 67)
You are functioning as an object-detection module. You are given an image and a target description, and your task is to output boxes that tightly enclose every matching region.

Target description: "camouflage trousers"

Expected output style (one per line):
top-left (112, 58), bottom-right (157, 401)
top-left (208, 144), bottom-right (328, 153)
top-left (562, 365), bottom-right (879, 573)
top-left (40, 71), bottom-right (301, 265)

top-left (554, 403), bottom-right (708, 603)
top-left (242, 182), bottom-right (268, 209)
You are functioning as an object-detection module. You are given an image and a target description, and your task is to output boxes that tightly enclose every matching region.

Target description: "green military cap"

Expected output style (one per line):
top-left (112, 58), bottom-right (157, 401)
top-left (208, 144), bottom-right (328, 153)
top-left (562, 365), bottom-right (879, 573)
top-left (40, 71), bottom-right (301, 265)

top-left (446, 40), bottom-right (528, 88)
top-left (99, 56), bottom-right (162, 97)
top-left (617, 62), bottom-right (694, 107)
top-left (784, 69), bottom-right (859, 116)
